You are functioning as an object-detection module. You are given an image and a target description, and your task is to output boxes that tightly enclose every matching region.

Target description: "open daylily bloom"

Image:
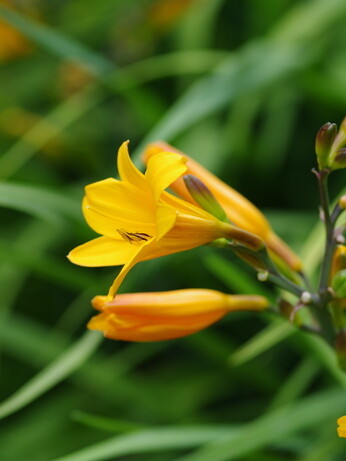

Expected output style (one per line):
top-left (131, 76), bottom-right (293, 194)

top-left (88, 289), bottom-right (269, 342)
top-left (68, 141), bottom-right (263, 297)
top-left (337, 416), bottom-right (346, 437)
top-left (143, 142), bottom-right (302, 272)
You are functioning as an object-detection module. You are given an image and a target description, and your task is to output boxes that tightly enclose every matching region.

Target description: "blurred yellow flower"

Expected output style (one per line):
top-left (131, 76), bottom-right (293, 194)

top-left (143, 141), bottom-right (302, 272)
top-left (337, 416), bottom-right (346, 437)
top-left (149, 0), bottom-right (196, 30)
top-left (88, 289), bottom-right (269, 342)
top-left (68, 141), bottom-right (263, 297)
top-left (0, 0), bottom-right (34, 62)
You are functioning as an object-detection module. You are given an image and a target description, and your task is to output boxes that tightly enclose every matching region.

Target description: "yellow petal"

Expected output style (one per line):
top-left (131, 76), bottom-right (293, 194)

top-left (337, 427), bottom-right (346, 437)
top-left (84, 178), bottom-right (156, 236)
top-left (160, 188), bottom-right (215, 220)
top-left (337, 416), bottom-right (346, 426)
top-left (67, 235), bottom-right (139, 267)
top-left (145, 152), bottom-right (187, 201)
top-left (155, 203), bottom-right (177, 241)
top-left (107, 239), bottom-right (157, 297)
top-left (117, 141), bottom-right (147, 186)
top-left (158, 211), bottom-right (224, 251)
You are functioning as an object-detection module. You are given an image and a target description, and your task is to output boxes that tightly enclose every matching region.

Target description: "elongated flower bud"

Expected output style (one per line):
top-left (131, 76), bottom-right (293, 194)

top-left (315, 122), bottom-right (337, 170)
top-left (332, 149), bottom-right (346, 170)
top-left (183, 174), bottom-right (227, 222)
top-left (142, 142), bottom-right (302, 271)
top-left (88, 289), bottom-right (269, 342)
top-left (328, 117), bottom-right (346, 171)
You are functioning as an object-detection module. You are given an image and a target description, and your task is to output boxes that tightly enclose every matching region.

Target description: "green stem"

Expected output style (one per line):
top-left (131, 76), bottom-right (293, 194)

top-left (227, 242), bottom-right (305, 298)
top-left (330, 203), bottom-right (344, 225)
top-left (315, 170), bottom-right (336, 294)
top-left (266, 273), bottom-right (304, 297)
top-left (310, 301), bottom-right (335, 346)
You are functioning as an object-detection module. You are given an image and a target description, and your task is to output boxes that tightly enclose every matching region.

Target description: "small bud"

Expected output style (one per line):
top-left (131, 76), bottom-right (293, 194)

top-left (315, 122), bottom-right (337, 169)
top-left (332, 270), bottom-right (346, 298)
top-left (257, 270), bottom-right (269, 282)
top-left (339, 195), bottom-right (346, 210)
top-left (300, 291), bottom-right (312, 305)
top-left (183, 174), bottom-right (228, 222)
top-left (331, 148), bottom-right (346, 170)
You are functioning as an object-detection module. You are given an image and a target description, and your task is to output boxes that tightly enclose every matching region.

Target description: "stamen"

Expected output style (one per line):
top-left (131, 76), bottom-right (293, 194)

top-left (117, 229), bottom-right (151, 244)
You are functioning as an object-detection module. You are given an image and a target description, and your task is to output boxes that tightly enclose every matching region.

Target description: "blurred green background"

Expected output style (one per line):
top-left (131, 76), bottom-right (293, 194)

top-left (0, 0), bottom-right (346, 460)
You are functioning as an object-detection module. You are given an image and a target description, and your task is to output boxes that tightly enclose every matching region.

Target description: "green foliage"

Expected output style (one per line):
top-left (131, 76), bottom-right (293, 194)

top-left (0, 0), bottom-right (346, 460)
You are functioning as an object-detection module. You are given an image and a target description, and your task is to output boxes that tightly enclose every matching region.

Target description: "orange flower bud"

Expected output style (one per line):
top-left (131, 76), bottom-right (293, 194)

top-left (88, 289), bottom-right (269, 342)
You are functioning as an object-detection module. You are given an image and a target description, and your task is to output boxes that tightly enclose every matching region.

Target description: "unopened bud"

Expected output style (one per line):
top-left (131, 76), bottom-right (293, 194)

top-left (184, 174), bottom-right (227, 222)
top-left (315, 122), bottom-right (337, 169)
top-left (339, 195), bottom-right (346, 210)
top-left (332, 148), bottom-right (346, 170)
top-left (332, 270), bottom-right (346, 298)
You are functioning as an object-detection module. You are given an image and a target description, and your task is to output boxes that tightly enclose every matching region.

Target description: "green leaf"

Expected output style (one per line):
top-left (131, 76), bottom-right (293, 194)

top-left (0, 182), bottom-right (81, 226)
top-left (0, 238), bottom-right (96, 290)
top-left (173, 387), bottom-right (346, 461)
top-left (71, 410), bottom-right (144, 433)
top-left (51, 426), bottom-right (237, 461)
top-left (0, 330), bottom-right (102, 420)
top-left (132, 0), bottom-right (346, 158)
top-left (0, 5), bottom-right (113, 75)
top-left (228, 318), bottom-right (295, 366)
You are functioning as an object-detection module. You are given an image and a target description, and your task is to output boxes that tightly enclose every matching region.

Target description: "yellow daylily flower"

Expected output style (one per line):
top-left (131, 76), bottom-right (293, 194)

top-left (68, 141), bottom-right (263, 297)
top-left (88, 289), bottom-right (269, 342)
top-left (143, 141), bottom-right (302, 272)
top-left (337, 416), bottom-right (346, 437)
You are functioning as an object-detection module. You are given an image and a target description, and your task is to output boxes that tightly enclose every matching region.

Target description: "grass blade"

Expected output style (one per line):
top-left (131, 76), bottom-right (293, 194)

top-left (0, 330), bottom-right (102, 420)
top-left (0, 5), bottom-right (113, 75)
top-left (52, 426), bottom-right (236, 461)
